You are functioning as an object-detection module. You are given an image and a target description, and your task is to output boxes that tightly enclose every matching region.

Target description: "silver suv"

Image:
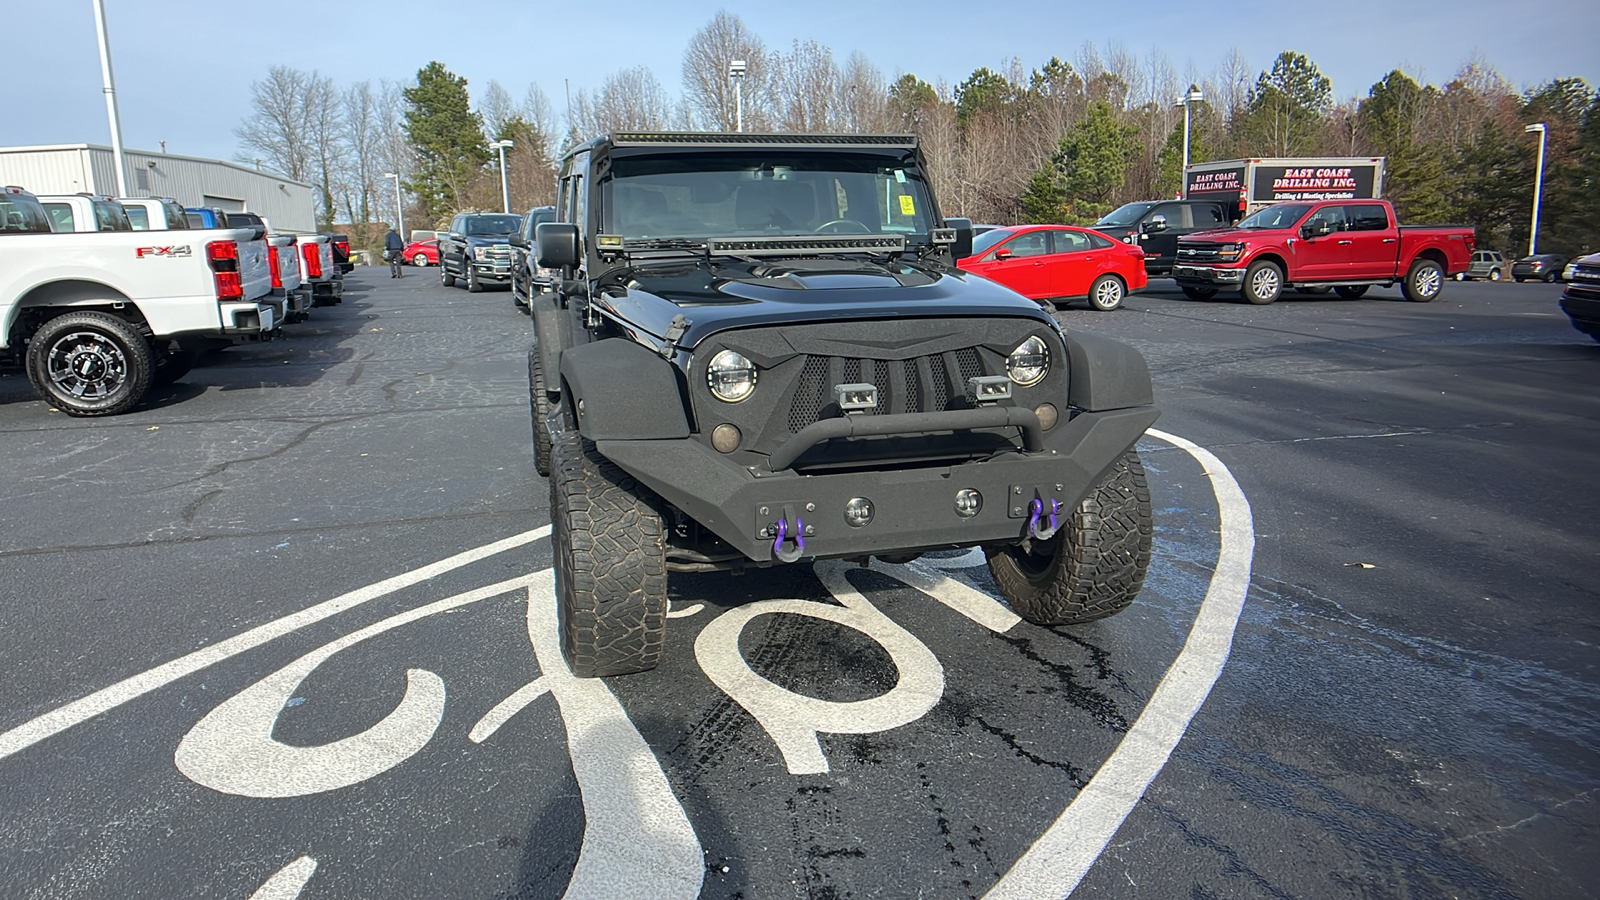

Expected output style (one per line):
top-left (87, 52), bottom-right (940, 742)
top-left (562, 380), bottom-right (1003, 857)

top-left (1457, 250), bottom-right (1506, 282)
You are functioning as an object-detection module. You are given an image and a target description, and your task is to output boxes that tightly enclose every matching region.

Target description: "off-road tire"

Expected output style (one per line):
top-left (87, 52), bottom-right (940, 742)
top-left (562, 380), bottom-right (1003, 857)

top-left (467, 263), bottom-right (483, 293)
top-left (1087, 274), bottom-right (1125, 311)
top-left (150, 348), bottom-right (197, 387)
top-left (528, 352), bottom-right (553, 477)
top-left (1180, 286), bottom-right (1217, 300)
top-left (985, 449), bottom-right (1153, 625)
top-left (441, 263), bottom-right (456, 288)
top-left (1335, 285), bottom-right (1369, 299)
top-left (1402, 259), bottom-right (1444, 302)
top-left (1241, 260), bottom-right (1284, 305)
top-left (549, 427), bottom-right (668, 677)
top-left (25, 311), bottom-right (153, 417)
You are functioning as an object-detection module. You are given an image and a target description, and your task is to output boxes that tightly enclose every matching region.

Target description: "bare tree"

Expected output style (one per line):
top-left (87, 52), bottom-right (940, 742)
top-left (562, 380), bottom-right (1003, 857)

top-left (682, 10), bottom-right (771, 130)
top-left (301, 73), bottom-right (342, 227)
top-left (235, 66), bottom-right (315, 181)
top-left (772, 39), bottom-right (840, 132)
top-left (374, 79), bottom-right (413, 229)
top-left (340, 81), bottom-right (382, 223)
top-left (479, 80), bottom-right (516, 140)
top-left (569, 67), bottom-right (672, 137)
top-left (839, 53), bottom-right (892, 132)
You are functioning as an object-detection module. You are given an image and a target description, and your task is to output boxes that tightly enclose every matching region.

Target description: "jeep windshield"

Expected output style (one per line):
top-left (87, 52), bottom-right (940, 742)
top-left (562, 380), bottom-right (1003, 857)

top-left (1237, 204), bottom-right (1311, 229)
top-left (1096, 202), bottom-right (1157, 227)
top-left (601, 151), bottom-right (937, 246)
top-left (465, 215), bottom-right (521, 236)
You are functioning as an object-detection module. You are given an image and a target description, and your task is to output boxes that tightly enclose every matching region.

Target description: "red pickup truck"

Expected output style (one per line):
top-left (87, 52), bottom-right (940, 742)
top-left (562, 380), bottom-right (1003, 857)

top-left (1172, 199), bottom-right (1474, 304)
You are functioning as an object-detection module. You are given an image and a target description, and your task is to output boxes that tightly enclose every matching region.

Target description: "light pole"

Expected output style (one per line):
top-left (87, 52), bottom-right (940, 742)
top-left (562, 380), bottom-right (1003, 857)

top-left (1524, 123), bottom-right (1547, 257)
top-left (384, 172), bottom-right (404, 241)
top-left (1173, 84), bottom-right (1204, 197)
top-left (91, 0), bottom-right (129, 197)
top-left (728, 59), bottom-right (747, 132)
top-left (493, 139), bottom-right (514, 214)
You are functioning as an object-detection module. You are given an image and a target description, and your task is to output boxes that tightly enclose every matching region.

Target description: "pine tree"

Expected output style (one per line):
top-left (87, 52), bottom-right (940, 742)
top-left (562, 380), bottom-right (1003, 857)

top-left (1052, 100), bottom-right (1138, 220)
top-left (1020, 169), bottom-right (1067, 224)
top-left (1245, 51), bottom-right (1332, 155)
top-left (404, 62), bottom-right (490, 221)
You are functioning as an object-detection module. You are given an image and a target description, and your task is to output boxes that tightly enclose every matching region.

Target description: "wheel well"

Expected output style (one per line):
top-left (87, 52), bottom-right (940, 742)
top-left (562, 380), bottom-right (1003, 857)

top-left (1413, 249), bottom-right (1448, 271)
top-left (6, 279), bottom-right (146, 347)
top-left (1249, 253), bottom-right (1288, 273)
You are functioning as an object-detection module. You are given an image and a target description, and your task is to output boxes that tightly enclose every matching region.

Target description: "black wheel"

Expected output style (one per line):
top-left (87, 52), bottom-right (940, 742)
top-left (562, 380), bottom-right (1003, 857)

top-left (1180, 285), bottom-right (1217, 300)
top-left (150, 348), bottom-right (197, 387)
top-left (549, 424), bottom-right (669, 677)
top-left (1513, 276), bottom-right (1525, 283)
top-left (1544, 271), bottom-right (1558, 284)
top-left (529, 351), bottom-right (553, 477)
top-left (985, 450), bottom-right (1152, 625)
top-left (1241, 260), bottom-right (1284, 304)
top-left (1335, 285), bottom-right (1369, 299)
top-left (1087, 274), bottom-right (1125, 311)
top-left (25, 311), bottom-right (152, 417)
top-left (467, 262), bottom-right (483, 293)
top-left (441, 262), bottom-right (456, 288)
top-left (1402, 259), bottom-right (1444, 302)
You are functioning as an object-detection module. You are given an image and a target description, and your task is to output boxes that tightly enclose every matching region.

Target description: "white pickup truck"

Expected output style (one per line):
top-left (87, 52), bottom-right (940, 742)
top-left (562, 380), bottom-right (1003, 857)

top-left (38, 194), bottom-right (134, 233)
top-left (1, 186), bottom-right (278, 416)
top-left (117, 197), bottom-right (191, 232)
top-left (295, 233), bottom-right (342, 306)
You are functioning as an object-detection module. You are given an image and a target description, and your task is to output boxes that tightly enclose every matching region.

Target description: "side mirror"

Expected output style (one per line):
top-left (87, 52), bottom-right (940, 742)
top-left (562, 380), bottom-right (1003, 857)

top-left (994, 248), bottom-right (1013, 260)
top-left (536, 222), bottom-right (581, 270)
top-left (1144, 215), bottom-right (1168, 234)
top-left (1301, 220), bottom-right (1331, 239)
top-left (508, 234), bottom-right (528, 249)
top-left (943, 217), bottom-right (973, 261)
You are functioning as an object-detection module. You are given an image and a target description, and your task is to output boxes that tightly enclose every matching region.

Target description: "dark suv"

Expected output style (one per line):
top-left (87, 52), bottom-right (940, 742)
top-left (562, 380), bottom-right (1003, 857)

top-left (510, 205), bottom-right (556, 309)
top-left (439, 212), bottom-right (522, 292)
top-left (1095, 199), bottom-right (1236, 276)
top-left (528, 132), bottom-right (1160, 677)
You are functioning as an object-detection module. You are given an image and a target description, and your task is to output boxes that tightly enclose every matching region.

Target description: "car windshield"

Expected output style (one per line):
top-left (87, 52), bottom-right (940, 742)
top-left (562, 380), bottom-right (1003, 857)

top-left (602, 151), bottom-right (937, 241)
top-left (1097, 202), bottom-right (1157, 227)
top-left (465, 215), bottom-right (521, 236)
top-left (971, 228), bottom-right (1015, 256)
top-left (1238, 204), bottom-right (1311, 229)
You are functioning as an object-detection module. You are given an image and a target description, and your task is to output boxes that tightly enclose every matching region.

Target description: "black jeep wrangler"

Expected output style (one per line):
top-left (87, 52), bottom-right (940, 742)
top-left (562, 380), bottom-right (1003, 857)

top-left (530, 133), bottom-right (1160, 677)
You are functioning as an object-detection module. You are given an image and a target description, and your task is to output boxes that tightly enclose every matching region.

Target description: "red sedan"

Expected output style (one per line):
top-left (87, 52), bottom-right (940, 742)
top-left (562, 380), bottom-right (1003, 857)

top-left (959, 225), bottom-right (1147, 311)
top-left (403, 239), bottom-right (438, 267)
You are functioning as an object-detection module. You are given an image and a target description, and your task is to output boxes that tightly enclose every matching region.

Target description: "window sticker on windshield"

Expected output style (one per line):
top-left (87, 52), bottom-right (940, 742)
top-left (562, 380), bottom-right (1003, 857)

top-left (899, 194), bottom-right (916, 216)
top-left (894, 169), bottom-right (907, 184)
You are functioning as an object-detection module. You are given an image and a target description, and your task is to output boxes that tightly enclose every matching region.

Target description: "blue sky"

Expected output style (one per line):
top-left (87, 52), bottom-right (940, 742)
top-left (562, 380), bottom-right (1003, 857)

top-left (4, 0), bottom-right (1596, 162)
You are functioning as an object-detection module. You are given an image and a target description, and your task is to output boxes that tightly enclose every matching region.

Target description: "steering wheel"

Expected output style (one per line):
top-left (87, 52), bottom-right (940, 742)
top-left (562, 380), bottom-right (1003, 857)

top-left (816, 219), bottom-right (871, 234)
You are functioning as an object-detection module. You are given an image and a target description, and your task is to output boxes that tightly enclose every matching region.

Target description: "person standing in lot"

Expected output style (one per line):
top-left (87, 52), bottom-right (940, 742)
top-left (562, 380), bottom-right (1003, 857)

top-left (385, 227), bottom-right (405, 278)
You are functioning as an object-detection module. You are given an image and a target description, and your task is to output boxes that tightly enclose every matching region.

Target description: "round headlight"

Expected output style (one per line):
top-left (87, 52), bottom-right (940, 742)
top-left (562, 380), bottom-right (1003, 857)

top-left (707, 349), bottom-right (757, 402)
top-left (1007, 336), bottom-right (1049, 387)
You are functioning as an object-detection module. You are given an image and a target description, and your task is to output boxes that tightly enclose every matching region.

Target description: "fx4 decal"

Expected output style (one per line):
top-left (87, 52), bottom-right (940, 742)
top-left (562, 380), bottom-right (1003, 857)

top-left (136, 245), bottom-right (193, 258)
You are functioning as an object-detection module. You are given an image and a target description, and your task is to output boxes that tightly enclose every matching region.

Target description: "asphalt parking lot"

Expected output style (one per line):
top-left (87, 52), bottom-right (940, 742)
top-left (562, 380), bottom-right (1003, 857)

top-left (1, 269), bottom-right (1595, 899)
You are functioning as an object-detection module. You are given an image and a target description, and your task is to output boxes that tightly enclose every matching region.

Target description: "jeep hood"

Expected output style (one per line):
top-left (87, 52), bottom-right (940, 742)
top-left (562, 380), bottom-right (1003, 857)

top-left (594, 257), bottom-right (1057, 349)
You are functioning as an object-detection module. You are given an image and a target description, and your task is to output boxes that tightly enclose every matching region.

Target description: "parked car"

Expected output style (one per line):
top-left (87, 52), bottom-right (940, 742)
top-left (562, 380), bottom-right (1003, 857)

top-left (1512, 253), bottom-right (1569, 283)
top-left (1094, 199), bottom-right (1237, 276)
top-left (184, 207), bottom-right (234, 230)
top-left (296, 234), bottom-right (341, 306)
top-left (438, 212), bottom-right (522, 292)
top-left (1559, 252), bottom-right (1600, 342)
top-left (403, 238), bottom-right (438, 266)
top-left (959, 224), bottom-right (1147, 311)
top-left (1456, 250), bottom-right (1507, 281)
top-left (117, 197), bottom-right (190, 232)
top-left (38, 193), bottom-right (133, 232)
top-left (510, 205), bottom-right (556, 308)
top-left (1173, 199), bottom-right (1473, 304)
top-left (1, 186), bottom-right (277, 415)
top-left (329, 233), bottom-right (354, 274)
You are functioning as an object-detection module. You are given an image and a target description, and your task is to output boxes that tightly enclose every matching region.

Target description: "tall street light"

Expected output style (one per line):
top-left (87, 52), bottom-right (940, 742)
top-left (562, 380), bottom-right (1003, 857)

top-left (384, 172), bottom-right (404, 241)
top-left (728, 59), bottom-right (748, 132)
top-left (1173, 84), bottom-right (1204, 197)
top-left (493, 139), bottom-right (514, 214)
top-left (91, 0), bottom-right (129, 197)
top-left (1525, 123), bottom-right (1547, 257)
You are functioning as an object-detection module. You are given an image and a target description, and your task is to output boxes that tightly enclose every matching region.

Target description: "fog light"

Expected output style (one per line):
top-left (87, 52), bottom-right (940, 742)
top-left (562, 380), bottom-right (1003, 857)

top-left (711, 424), bottom-right (741, 453)
top-left (1034, 402), bottom-right (1058, 431)
top-left (965, 375), bottom-right (1011, 405)
top-left (954, 489), bottom-right (982, 518)
top-left (844, 497), bottom-right (874, 528)
top-left (835, 382), bottom-right (878, 413)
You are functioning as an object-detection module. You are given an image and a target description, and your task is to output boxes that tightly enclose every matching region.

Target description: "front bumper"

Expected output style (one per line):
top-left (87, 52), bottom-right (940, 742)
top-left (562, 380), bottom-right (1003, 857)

top-left (1172, 264), bottom-right (1245, 285)
top-left (1560, 286), bottom-right (1600, 336)
top-left (595, 404), bottom-right (1159, 563)
top-left (471, 259), bottom-right (513, 282)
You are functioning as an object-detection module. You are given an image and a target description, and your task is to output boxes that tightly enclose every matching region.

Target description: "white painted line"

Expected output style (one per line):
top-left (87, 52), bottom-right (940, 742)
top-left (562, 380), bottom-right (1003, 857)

top-left (0, 527), bottom-right (551, 763)
top-left (880, 558), bottom-right (1021, 633)
top-left (247, 856), bottom-right (316, 900)
top-left (983, 428), bottom-right (1255, 899)
top-left (176, 574), bottom-right (540, 797)
top-left (666, 602), bottom-right (704, 619)
top-left (469, 677), bottom-right (551, 743)
top-left (525, 575), bottom-right (705, 899)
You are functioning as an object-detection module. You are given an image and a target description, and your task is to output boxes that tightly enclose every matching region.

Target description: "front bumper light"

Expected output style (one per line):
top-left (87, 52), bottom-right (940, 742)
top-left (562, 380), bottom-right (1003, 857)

top-left (1564, 263), bottom-right (1578, 280)
top-left (1007, 336), bottom-right (1049, 387)
top-left (708, 349), bottom-right (757, 402)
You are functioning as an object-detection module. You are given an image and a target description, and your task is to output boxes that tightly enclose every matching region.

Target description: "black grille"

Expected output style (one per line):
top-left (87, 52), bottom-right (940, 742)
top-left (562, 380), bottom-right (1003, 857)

top-left (784, 349), bottom-right (990, 433)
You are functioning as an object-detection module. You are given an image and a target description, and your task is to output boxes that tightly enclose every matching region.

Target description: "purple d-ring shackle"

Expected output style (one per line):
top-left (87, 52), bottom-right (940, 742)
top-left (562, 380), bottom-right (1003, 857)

top-left (773, 516), bottom-right (806, 563)
top-left (1027, 497), bottom-right (1061, 540)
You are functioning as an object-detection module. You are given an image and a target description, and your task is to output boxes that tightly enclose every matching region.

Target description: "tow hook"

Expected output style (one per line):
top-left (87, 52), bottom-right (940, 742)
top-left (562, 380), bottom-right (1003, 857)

top-left (772, 505), bottom-right (807, 563)
top-left (1027, 497), bottom-right (1061, 541)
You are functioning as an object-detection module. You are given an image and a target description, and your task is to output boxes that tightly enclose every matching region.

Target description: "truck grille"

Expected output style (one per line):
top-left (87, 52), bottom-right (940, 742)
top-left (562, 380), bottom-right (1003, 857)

top-left (479, 244), bottom-right (511, 262)
top-left (786, 348), bottom-right (986, 433)
top-left (1570, 263), bottom-right (1600, 285)
top-left (1176, 243), bottom-right (1224, 262)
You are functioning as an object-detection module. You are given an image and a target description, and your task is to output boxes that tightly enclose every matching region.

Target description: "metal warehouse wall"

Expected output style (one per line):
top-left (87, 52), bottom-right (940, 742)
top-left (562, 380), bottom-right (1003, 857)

top-left (0, 144), bottom-right (317, 233)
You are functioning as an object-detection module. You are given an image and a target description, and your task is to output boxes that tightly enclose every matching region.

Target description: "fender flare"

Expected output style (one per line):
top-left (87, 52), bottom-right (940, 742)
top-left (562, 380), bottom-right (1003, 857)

top-left (558, 338), bottom-right (691, 441)
top-left (531, 294), bottom-right (570, 398)
top-left (1064, 330), bottom-right (1154, 411)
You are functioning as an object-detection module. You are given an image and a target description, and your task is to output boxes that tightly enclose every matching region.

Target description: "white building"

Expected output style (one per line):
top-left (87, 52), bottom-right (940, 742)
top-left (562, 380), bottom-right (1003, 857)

top-left (0, 143), bottom-right (317, 233)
